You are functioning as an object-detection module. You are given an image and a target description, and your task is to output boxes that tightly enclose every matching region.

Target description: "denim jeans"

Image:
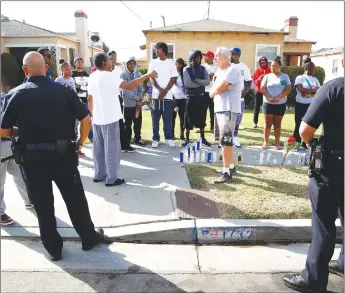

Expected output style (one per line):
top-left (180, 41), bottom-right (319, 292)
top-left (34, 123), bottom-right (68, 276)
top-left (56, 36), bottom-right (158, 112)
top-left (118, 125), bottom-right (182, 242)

top-left (150, 99), bottom-right (173, 142)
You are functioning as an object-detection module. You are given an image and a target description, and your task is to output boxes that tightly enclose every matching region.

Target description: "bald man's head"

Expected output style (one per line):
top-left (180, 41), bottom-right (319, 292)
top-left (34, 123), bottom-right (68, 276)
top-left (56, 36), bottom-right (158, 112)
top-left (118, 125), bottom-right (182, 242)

top-left (22, 52), bottom-right (48, 78)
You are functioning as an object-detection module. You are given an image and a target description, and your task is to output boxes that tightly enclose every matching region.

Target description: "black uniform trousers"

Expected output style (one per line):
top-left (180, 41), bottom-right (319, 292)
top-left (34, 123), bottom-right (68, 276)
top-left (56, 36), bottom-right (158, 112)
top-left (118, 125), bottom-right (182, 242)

top-left (253, 92), bottom-right (263, 125)
top-left (172, 98), bottom-right (186, 138)
top-left (293, 102), bottom-right (310, 143)
top-left (124, 106), bottom-right (143, 143)
top-left (302, 159), bottom-right (344, 289)
top-left (23, 150), bottom-right (98, 256)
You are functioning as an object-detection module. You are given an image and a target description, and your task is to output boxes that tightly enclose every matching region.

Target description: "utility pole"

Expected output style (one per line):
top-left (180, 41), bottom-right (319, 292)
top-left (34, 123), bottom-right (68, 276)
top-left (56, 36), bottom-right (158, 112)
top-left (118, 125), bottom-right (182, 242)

top-left (207, 1), bottom-right (210, 19)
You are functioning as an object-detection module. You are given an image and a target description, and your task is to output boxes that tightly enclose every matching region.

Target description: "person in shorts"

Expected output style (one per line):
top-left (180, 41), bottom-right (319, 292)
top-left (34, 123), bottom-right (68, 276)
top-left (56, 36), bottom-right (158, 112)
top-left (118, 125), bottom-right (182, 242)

top-left (210, 47), bottom-right (241, 183)
top-left (260, 56), bottom-right (291, 150)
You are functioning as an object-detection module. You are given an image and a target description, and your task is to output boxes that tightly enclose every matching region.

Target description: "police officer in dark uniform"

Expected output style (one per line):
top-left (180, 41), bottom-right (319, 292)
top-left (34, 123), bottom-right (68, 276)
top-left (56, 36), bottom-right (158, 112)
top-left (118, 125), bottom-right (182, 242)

top-left (283, 60), bottom-right (344, 292)
top-left (1, 52), bottom-right (104, 261)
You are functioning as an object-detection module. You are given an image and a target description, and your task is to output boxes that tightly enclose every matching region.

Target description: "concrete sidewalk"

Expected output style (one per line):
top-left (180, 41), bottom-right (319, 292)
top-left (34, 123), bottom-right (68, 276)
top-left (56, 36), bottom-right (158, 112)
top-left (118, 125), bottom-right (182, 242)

top-left (2, 144), bottom-right (190, 229)
top-left (2, 143), bottom-right (338, 244)
top-left (1, 240), bottom-right (343, 292)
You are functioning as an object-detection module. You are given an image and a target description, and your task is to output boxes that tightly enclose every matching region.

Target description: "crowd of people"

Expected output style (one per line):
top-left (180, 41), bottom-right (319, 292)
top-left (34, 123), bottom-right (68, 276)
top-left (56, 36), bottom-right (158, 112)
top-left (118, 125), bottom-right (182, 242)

top-left (0, 42), bottom-right (344, 293)
top-left (0, 42), bottom-right (322, 224)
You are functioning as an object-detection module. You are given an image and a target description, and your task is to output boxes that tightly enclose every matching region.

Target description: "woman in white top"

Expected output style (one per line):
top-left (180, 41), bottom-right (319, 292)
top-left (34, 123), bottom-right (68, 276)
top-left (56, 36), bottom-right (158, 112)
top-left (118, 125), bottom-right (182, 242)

top-left (293, 61), bottom-right (320, 147)
top-left (172, 58), bottom-right (187, 140)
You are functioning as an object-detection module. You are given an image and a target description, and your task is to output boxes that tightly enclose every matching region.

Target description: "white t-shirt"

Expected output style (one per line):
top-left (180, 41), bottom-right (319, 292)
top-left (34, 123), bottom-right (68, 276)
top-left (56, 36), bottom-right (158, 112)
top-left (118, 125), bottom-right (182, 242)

top-left (112, 66), bottom-right (124, 97)
top-left (148, 58), bottom-right (179, 100)
top-left (88, 70), bottom-right (124, 125)
top-left (294, 74), bottom-right (320, 104)
top-left (204, 63), bottom-right (218, 93)
top-left (212, 65), bottom-right (242, 113)
top-left (230, 62), bottom-right (252, 101)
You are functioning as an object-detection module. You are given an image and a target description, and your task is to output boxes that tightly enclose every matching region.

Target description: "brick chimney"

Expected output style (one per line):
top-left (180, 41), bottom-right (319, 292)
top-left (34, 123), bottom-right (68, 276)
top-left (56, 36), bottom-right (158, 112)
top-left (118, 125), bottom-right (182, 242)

top-left (284, 16), bottom-right (298, 38)
top-left (74, 10), bottom-right (89, 66)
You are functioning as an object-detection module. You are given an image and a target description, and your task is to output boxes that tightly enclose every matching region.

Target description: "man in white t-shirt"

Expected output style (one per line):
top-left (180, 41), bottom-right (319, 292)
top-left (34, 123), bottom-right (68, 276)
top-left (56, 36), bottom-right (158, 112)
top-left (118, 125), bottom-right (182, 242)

top-left (210, 47), bottom-right (241, 184)
top-left (148, 42), bottom-right (179, 148)
top-left (230, 47), bottom-right (252, 148)
top-left (88, 52), bottom-right (157, 186)
top-left (203, 51), bottom-right (218, 132)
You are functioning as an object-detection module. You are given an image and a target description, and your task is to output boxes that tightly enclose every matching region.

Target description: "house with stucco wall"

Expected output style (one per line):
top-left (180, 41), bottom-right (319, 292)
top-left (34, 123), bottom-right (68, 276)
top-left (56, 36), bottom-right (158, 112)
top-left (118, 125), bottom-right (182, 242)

top-left (139, 16), bottom-right (316, 74)
top-left (1, 11), bottom-right (103, 79)
top-left (311, 47), bottom-right (344, 82)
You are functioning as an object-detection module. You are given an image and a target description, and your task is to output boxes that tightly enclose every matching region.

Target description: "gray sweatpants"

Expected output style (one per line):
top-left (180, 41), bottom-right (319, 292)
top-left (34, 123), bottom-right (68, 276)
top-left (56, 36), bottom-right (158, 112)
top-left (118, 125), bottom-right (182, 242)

top-left (0, 141), bottom-right (31, 215)
top-left (93, 121), bottom-right (121, 185)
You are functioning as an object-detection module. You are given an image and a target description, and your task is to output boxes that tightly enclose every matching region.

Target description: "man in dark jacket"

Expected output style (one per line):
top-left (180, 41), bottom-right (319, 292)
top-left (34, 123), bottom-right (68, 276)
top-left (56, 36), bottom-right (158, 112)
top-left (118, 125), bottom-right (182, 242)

top-left (183, 50), bottom-right (211, 147)
top-left (252, 56), bottom-right (271, 128)
top-left (120, 56), bottom-right (146, 150)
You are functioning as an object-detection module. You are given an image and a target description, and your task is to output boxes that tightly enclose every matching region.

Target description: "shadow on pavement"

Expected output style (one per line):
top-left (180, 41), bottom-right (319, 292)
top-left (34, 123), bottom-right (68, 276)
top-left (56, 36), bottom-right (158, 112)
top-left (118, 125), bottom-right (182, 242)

top-left (3, 227), bottom-right (194, 293)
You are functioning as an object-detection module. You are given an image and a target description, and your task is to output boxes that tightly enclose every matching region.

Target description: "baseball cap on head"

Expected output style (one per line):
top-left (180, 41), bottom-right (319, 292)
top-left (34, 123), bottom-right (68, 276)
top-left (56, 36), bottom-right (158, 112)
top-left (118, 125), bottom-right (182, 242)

top-left (202, 51), bottom-right (214, 59)
top-left (230, 47), bottom-right (241, 56)
top-left (74, 56), bottom-right (83, 64)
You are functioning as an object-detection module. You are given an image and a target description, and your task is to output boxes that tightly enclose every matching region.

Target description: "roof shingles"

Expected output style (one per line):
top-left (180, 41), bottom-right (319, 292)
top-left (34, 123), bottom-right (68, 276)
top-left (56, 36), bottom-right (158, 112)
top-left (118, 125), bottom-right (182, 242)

top-left (1, 19), bottom-right (76, 41)
top-left (143, 19), bottom-right (285, 34)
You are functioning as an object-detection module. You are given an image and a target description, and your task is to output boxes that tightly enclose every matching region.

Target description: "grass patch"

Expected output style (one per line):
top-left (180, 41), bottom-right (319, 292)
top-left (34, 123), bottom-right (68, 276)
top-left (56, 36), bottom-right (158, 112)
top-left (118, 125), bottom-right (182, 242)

top-left (185, 164), bottom-right (311, 219)
top-left (140, 109), bottom-right (321, 146)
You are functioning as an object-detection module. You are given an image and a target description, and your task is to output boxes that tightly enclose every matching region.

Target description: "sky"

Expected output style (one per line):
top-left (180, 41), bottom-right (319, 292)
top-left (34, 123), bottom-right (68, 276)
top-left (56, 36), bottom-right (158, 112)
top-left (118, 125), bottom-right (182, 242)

top-left (1, 1), bottom-right (344, 62)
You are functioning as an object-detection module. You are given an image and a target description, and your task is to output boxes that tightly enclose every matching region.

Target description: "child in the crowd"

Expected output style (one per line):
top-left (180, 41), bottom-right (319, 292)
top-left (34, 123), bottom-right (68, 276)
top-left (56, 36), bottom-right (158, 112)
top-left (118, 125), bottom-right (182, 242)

top-left (120, 57), bottom-right (146, 150)
top-left (55, 62), bottom-right (76, 92)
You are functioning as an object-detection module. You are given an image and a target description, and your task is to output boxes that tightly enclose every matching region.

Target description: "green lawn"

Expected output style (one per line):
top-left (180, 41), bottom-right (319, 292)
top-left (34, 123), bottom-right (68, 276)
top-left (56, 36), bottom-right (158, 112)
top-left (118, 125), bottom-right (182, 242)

top-left (139, 108), bottom-right (321, 146)
top-left (185, 164), bottom-right (311, 219)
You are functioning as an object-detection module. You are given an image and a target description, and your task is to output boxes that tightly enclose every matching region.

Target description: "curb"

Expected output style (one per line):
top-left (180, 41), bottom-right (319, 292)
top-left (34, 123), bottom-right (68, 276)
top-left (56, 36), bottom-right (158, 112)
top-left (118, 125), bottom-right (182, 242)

top-left (1, 219), bottom-right (342, 244)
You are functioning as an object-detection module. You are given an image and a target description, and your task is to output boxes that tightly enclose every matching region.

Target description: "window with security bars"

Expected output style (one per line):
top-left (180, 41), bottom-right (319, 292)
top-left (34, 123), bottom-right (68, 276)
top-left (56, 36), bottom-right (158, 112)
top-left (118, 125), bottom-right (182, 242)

top-left (332, 59), bottom-right (339, 74)
top-left (151, 43), bottom-right (175, 60)
top-left (255, 44), bottom-right (280, 69)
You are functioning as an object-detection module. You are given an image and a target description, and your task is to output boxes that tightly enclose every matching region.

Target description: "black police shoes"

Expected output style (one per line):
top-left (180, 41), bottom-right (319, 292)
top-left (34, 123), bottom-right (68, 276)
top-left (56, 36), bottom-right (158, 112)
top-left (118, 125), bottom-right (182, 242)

top-left (50, 253), bottom-right (62, 262)
top-left (283, 274), bottom-right (326, 293)
top-left (105, 178), bottom-right (125, 187)
top-left (329, 260), bottom-right (344, 277)
top-left (82, 228), bottom-right (105, 251)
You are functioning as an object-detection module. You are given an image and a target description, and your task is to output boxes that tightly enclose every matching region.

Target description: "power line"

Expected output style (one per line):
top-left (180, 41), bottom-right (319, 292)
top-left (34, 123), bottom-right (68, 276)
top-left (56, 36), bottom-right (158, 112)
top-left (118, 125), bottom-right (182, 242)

top-left (120, 1), bottom-right (145, 22)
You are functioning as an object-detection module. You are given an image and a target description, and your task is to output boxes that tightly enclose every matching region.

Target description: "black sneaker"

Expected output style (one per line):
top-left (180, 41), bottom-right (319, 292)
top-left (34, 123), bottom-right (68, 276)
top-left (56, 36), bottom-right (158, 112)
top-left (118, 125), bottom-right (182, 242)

top-left (122, 146), bottom-right (136, 153)
top-left (202, 138), bottom-right (211, 147)
top-left (134, 140), bottom-right (146, 146)
top-left (214, 172), bottom-right (233, 184)
top-left (230, 167), bottom-right (236, 175)
top-left (181, 139), bottom-right (190, 147)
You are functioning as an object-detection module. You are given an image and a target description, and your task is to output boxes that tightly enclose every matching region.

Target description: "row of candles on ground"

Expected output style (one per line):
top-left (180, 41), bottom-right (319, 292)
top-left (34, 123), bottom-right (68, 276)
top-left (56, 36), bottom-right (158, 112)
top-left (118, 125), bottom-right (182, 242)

top-left (179, 139), bottom-right (308, 165)
top-left (179, 139), bottom-right (242, 164)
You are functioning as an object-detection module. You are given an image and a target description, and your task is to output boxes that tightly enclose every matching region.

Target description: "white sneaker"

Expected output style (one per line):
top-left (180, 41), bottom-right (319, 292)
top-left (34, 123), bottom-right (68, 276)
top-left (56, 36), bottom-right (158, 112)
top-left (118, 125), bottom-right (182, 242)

top-left (233, 137), bottom-right (241, 148)
top-left (152, 140), bottom-right (159, 148)
top-left (166, 139), bottom-right (175, 148)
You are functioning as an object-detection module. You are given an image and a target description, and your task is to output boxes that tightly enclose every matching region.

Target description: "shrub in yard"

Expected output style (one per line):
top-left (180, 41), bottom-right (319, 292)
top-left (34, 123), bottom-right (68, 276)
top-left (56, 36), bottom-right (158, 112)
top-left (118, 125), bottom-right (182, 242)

top-left (244, 89), bottom-right (255, 109)
top-left (281, 66), bottom-right (325, 107)
top-left (1, 53), bottom-right (21, 88)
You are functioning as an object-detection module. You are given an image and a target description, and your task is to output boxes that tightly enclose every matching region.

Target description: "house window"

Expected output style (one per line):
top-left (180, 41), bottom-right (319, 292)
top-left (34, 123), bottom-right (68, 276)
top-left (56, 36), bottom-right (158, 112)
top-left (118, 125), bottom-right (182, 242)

top-left (69, 48), bottom-right (75, 67)
top-left (150, 43), bottom-right (175, 60)
top-left (255, 44), bottom-right (280, 69)
top-left (332, 59), bottom-right (339, 74)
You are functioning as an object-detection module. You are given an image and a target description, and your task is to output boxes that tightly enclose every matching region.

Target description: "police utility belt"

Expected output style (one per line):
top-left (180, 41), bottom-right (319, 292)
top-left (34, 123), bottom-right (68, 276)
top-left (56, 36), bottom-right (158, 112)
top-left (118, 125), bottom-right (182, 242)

top-left (25, 139), bottom-right (78, 154)
top-left (308, 138), bottom-right (343, 188)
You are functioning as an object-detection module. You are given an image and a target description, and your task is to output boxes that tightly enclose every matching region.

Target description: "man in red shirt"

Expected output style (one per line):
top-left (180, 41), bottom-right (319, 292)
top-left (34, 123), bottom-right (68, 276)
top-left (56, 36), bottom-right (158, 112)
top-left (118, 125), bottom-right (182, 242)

top-left (252, 56), bottom-right (271, 128)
